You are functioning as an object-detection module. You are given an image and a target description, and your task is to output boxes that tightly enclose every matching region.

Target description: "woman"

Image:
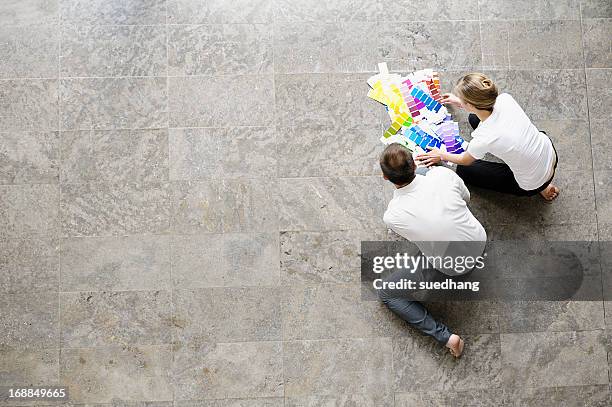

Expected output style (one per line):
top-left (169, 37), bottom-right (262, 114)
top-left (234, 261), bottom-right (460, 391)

top-left (416, 73), bottom-right (560, 201)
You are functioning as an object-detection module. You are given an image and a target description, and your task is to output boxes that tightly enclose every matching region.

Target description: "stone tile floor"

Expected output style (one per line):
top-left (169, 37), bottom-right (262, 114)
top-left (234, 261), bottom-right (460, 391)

top-left (0, 0), bottom-right (610, 406)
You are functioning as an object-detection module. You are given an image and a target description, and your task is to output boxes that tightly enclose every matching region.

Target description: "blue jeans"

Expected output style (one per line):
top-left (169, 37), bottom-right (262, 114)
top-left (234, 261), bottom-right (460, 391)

top-left (378, 267), bottom-right (452, 345)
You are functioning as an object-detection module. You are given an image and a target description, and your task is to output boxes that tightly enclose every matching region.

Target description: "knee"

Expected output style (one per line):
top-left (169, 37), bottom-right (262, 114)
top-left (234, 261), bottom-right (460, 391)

top-left (377, 288), bottom-right (389, 303)
top-left (456, 165), bottom-right (467, 178)
top-left (468, 113), bottom-right (479, 130)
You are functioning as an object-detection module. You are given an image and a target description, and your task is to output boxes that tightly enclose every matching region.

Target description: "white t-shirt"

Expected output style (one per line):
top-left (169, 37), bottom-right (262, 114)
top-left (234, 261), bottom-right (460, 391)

top-left (383, 167), bottom-right (487, 274)
top-left (467, 93), bottom-right (556, 191)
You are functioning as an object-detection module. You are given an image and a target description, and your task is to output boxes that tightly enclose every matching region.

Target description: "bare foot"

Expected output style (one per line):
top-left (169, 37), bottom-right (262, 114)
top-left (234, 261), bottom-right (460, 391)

top-left (446, 334), bottom-right (464, 358)
top-left (540, 184), bottom-right (560, 201)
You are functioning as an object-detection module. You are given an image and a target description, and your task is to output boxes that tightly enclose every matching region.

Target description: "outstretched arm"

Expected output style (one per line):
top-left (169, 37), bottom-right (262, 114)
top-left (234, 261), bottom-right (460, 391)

top-left (416, 148), bottom-right (476, 167)
top-left (440, 93), bottom-right (466, 110)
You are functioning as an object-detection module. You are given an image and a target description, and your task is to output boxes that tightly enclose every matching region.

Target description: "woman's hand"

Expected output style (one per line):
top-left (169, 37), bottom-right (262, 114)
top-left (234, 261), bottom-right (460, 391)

top-left (416, 148), bottom-right (444, 167)
top-left (440, 93), bottom-right (463, 108)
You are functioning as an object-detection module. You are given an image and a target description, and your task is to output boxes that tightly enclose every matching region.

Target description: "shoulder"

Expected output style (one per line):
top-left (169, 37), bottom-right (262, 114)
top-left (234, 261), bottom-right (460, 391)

top-left (426, 166), bottom-right (459, 182)
top-left (496, 92), bottom-right (519, 108)
top-left (383, 206), bottom-right (399, 226)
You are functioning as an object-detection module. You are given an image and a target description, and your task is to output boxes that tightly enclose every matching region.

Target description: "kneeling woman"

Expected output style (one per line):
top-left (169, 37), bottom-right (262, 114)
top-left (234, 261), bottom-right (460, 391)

top-left (417, 73), bottom-right (560, 201)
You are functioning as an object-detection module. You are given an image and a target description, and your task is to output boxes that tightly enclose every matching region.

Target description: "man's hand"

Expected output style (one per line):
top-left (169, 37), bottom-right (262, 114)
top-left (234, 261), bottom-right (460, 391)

top-left (416, 148), bottom-right (444, 167)
top-left (440, 93), bottom-right (463, 108)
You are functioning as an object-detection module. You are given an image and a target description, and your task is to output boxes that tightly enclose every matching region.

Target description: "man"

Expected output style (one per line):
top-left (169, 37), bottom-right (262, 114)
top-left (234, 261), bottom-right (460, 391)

top-left (378, 143), bottom-right (487, 357)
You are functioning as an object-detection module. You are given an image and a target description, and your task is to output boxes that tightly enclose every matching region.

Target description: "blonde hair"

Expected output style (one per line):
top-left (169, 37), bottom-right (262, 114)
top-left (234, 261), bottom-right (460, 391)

top-left (454, 73), bottom-right (498, 111)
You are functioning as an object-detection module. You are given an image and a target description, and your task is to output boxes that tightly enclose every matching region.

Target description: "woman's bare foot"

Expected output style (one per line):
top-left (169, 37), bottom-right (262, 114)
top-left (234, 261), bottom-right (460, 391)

top-left (446, 334), bottom-right (464, 358)
top-left (540, 184), bottom-right (560, 201)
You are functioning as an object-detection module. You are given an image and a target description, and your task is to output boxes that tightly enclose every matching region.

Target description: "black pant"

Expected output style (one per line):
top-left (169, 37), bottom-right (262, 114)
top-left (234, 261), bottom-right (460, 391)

top-left (456, 114), bottom-right (558, 197)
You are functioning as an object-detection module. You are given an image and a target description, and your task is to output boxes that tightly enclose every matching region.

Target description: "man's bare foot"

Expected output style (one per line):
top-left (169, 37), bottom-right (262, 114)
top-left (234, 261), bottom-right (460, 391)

top-left (540, 184), bottom-right (560, 201)
top-left (446, 334), bottom-right (464, 358)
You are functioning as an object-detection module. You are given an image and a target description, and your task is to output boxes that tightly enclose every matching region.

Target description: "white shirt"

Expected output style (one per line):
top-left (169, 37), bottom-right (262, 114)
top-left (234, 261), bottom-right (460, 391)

top-left (467, 93), bottom-right (556, 191)
top-left (383, 167), bottom-right (487, 274)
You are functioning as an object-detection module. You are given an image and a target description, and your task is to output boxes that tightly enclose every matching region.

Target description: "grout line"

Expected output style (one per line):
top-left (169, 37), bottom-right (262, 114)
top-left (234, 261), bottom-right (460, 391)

top-left (579, 0), bottom-right (609, 385)
top-left (477, 0), bottom-right (484, 71)
top-left (56, 2), bottom-right (63, 386)
top-left (164, 2), bottom-right (177, 403)
top-left (1, 68), bottom-right (604, 82)
top-left (270, 18), bottom-right (287, 406)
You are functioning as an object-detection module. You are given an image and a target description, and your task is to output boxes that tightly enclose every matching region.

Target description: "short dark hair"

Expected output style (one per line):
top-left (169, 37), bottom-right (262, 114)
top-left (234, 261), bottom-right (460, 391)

top-left (380, 143), bottom-right (416, 185)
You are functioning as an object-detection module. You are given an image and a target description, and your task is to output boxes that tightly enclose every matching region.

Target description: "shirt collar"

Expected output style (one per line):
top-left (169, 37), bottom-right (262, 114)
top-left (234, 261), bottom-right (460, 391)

top-left (393, 174), bottom-right (422, 196)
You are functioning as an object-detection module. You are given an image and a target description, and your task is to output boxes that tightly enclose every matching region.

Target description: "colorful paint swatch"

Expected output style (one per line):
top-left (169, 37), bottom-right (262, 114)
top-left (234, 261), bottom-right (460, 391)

top-left (410, 87), bottom-right (443, 113)
top-left (368, 66), bottom-right (464, 157)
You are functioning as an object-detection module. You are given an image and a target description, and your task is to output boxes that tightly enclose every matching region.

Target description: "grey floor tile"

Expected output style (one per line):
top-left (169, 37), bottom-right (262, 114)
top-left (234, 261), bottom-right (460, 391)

top-left (480, 21), bottom-right (510, 70)
top-left (283, 337), bottom-right (392, 398)
top-left (421, 301), bottom-right (501, 335)
top-left (277, 126), bottom-right (382, 177)
top-left (60, 290), bottom-right (172, 347)
top-left (60, 182), bottom-right (171, 237)
top-left (278, 176), bottom-right (385, 231)
top-left (591, 120), bottom-right (612, 171)
top-left (274, 0), bottom-right (381, 22)
top-left (60, 0), bottom-right (166, 25)
top-left (0, 236), bottom-right (59, 294)
top-left (173, 286), bottom-right (281, 343)
top-left (393, 333), bottom-right (502, 392)
top-left (60, 235), bottom-right (171, 291)
top-left (175, 400), bottom-right (283, 407)
top-left (0, 131), bottom-right (59, 184)
top-left (222, 232), bottom-right (279, 285)
top-left (0, 25), bottom-right (58, 79)
top-left (534, 119), bottom-right (591, 171)
top-left (168, 75), bottom-right (274, 127)
top-left (500, 330), bottom-right (608, 388)
top-left (587, 69), bottom-right (611, 118)
top-left (60, 77), bottom-right (167, 131)
top-left (274, 73), bottom-right (380, 128)
top-left (478, 0), bottom-right (580, 20)
top-left (583, 19), bottom-right (612, 68)
top-left (498, 301), bottom-right (605, 333)
top-left (540, 169), bottom-right (597, 225)
top-left (222, 178), bottom-right (279, 233)
top-left (394, 388), bottom-right (504, 407)
top-left (168, 0), bottom-right (273, 23)
top-left (481, 21), bottom-right (583, 69)
top-left (504, 384), bottom-right (611, 407)
top-left (379, 0), bottom-right (478, 21)
top-left (486, 223), bottom-right (546, 240)
top-left (379, 21), bottom-right (481, 72)
top-left (285, 394), bottom-right (393, 407)
top-left (60, 345), bottom-right (173, 403)
top-left (581, 0), bottom-right (612, 18)
top-left (170, 234), bottom-right (223, 288)
top-left (467, 189), bottom-right (544, 229)
top-left (542, 222), bottom-right (599, 240)
top-left (281, 283), bottom-right (403, 340)
top-left (169, 24), bottom-right (272, 75)
top-left (0, 0), bottom-right (58, 26)
top-left (60, 129), bottom-right (169, 183)
top-left (0, 291), bottom-right (58, 348)
top-left (594, 170), bottom-right (612, 222)
top-left (61, 25), bottom-right (167, 77)
top-left (484, 70), bottom-right (587, 120)
top-left (0, 184), bottom-right (59, 238)
top-left (0, 79), bottom-right (58, 131)
top-left (171, 179), bottom-right (279, 234)
top-left (173, 341), bottom-right (283, 400)
top-left (280, 229), bottom-right (388, 284)
top-left (171, 232), bottom-right (279, 288)
top-left (169, 127), bottom-right (276, 180)
top-left (0, 348), bottom-right (59, 386)
top-left (273, 21), bottom-right (380, 74)
top-left (170, 180), bottom-right (224, 234)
